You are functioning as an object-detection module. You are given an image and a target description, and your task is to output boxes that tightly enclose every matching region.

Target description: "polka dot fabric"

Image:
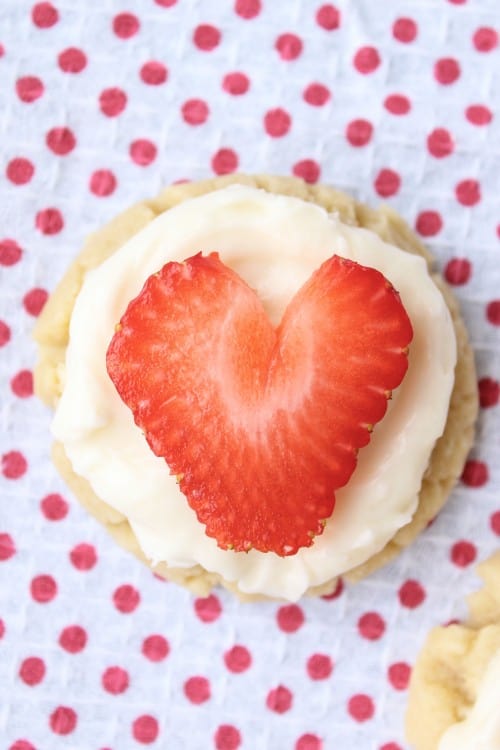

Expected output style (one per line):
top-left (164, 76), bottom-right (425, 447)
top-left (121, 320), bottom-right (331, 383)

top-left (0, 1), bottom-right (499, 748)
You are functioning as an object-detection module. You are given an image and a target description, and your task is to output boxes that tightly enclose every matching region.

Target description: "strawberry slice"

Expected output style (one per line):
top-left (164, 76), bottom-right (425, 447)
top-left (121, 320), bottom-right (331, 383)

top-left (107, 252), bottom-right (412, 556)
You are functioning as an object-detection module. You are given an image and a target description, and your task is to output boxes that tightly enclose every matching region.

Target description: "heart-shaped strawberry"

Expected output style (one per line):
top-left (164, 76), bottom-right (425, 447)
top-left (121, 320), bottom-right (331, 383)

top-left (107, 252), bottom-right (412, 556)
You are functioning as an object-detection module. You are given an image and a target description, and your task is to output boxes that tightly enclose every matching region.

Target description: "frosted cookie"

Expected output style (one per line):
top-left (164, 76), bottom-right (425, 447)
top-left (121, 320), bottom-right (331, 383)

top-left (34, 174), bottom-right (478, 601)
top-left (406, 552), bottom-right (500, 750)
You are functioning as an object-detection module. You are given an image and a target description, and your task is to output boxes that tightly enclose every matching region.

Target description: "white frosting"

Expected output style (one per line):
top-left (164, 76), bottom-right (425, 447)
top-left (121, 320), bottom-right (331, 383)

top-left (52, 185), bottom-right (456, 600)
top-left (438, 647), bottom-right (500, 750)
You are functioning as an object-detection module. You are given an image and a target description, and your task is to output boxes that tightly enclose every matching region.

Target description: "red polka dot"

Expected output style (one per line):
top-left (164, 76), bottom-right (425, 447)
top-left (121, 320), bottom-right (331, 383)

top-left (473, 27), bottom-right (498, 52)
top-left (358, 612), bottom-right (386, 640)
top-left (211, 148), bottom-right (239, 175)
top-left (0, 533), bottom-right (16, 561)
top-left (181, 98), bottom-right (209, 125)
top-left (321, 577), bottom-right (344, 600)
top-left (155, 0), bottom-right (177, 6)
top-left (222, 72), bottom-right (250, 95)
top-left (102, 666), bottom-right (129, 694)
top-left (0, 44), bottom-right (5, 57)
top-left (89, 169), bottom-right (116, 197)
top-left (70, 543), bottom-right (97, 571)
top-left (46, 127), bottom-right (76, 156)
top-left (384, 94), bottom-right (411, 115)
top-left (447, 0), bottom-right (466, 3)
top-left (380, 745), bottom-right (402, 750)
top-left (0, 320), bottom-right (11, 347)
top-left (9, 743), bottom-right (36, 750)
top-left (0, 239), bottom-right (22, 266)
top-left (490, 511), bottom-right (500, 536)
top-left (276, 603), bottom-right (305, 633)
top-left (16, 76), bottom-right (44, 103)
top-left (264, 108), bottom-right (291, 137)
top-left (132, 716), bottom-right (159, 745)
top-left (11, 370), bottom-right (33, 398)
top-left (142, 635), bottom-right (170, 662)
top-left (392, 18), bottom-right (417, 43)
top-left (6, 158), bottom-right (35, 186)
top-left (415, 210), bottom-right (443, 237)
top-left (398, 580), bottom-right (426, 608)
top-left (444, 258), bottom-right (472, 285)
top-left (23, 288), bottom-right (48, 316)
top-left (2, 451), bottom-right (28, 479)
top-left (266, 685), bottom-right (293, 713)
top-left (113, 584), bottom-right (140, 613)
top-left (275, 33), bottom-right (303, 61)
top-left (456, 179), bottom-right (481, 207)
top-left (40, 493), bottom-right (68, 520)
top-left (346, 118), bottom-right (373, 147)
top-left (130, 139), bottom-right (157, 166)
top-left (99, 87), bottom-right (127, 117)
top-left (461, 459), bottom-right (489, 486)
top-left (58, 47), bottom-right (87, 73)
top-left (427, 128), bottom-right (454, 158)
top-left (234, 0), bottom-right (261, 19)
top-left (353, 46), bottom-right (381, 74)
top-left (303, 83), bottom-right (331, 107)
top-left (451, 540), bottom-right (477, 567)
top-left (19, 656), bottom-right (46, 685)
top-left (293, 159), bottom-right (321, 184)
top-left (184, 675), bottom-right (211, 704)
top-left (306, 653), bottom-right (333, 680)
top-left (347, 694), bottom-right (375, 722)
top-left (140, 61), bottom-right (168, 85)
top-left (49, 706), bottom-right (77, 735)
top-left (466, 105), bottom-right (493, 126)
top-left (387, 662), bottom-right (411, 690)
top-left (296, 735), bottom-right (322, 750)
top-left (486, 301), bottom-right (500, 325)
top-left (434, 58), bottom-right (460, 85)
top-left (374, 169), bottom-right (401, 198)
top-left (193, 24), bottom-right (221, 51)
top-left (59, 625), bottom-right (87, 653)
top-left (35, 207), bottom-right (64, 235)
top-left (224, 645), bottom-right (252, 673)
top-left (113, 12), bottom-right (140, 39)
top-left (316, 5), bottom-right (341, 31)
top-left (214, 725), bottom-right (241, 750)
top-left (479, 377), bottom-right (499, 408)
top-left (32, 2), bottom-right (59, 29)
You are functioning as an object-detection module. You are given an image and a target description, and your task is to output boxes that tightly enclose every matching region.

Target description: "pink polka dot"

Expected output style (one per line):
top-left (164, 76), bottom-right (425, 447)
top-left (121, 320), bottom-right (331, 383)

top-left (35, 207), bottom-right (64, 235)
top-left (0, 43), bottom-right (4, 57)
top-left (380, 744), bottom-right (403, 750)
top-left (398, 580), bottom-right (426, 608)
top-left (0, 533), bottom-right (16, 561)
top-left (6, 158), bottom-right (35, 185)
top-left (353, 46), bottom-right (381, 74)
top-left (466, 105), bottom-right (493, 126)
top-left (427, 128), bottom-right (454, 158)
top-left (295, 736), bottom-right (322, 750)
top-left (234, 0), bottom-right (261, 19)
top-left (347, 694), bottom-right (375, 722)
top-left (130, 139), bottom-right (157, 166)
top-left (193, 24), bottom-right (221, 51)
top-left (434, 58), bottom-right (460, 85)
top-left (387, 662), bottom-right (411, 690)
top-left (293, 159), bottom-right (320, 184)
top-left (23, 288), bottom-right (48, 316)
top-left (16, 76), bottom-right (44, 103)
top-left (32, 2), bottom-right (59, 29)
top-left (222, 72), bottom-right (250, 95)
top-left (487, 300), bottom-right (500, 325)
top-left (490, 511), bottom-right (500, 536)
top-left (0, 320), bottom-right (11, 347)
top-left (59, 625), bottom-right (87, 653)
top-left (184, 675), bottom-right (211, 704)
top-left (392, 18), bottom-right (417, 43)
top-left (451, 540), bottom-right (477, 567)
top-left (455, 179), bottom-right (481, 206)
top-left (113, 584), bottom-right (140, 613)
top-left (155, 0), bottom-right (177, 6)
top-left (264, 108), bottom-right (291, 137)
top-left (0, 239), bottom-right (22, 266)
top-left (11, 370), bottom-right (33, 398)
top-left (102, 666), bottom-right (129, 694)
top-left (58, 47), bottom-right (87, 73)
top-left (461, 459), bottom-right (489, 486)
top-left (2, 451), bottom-right (28, 479)
top-left (444, 258), bottom-right (471, 285)
top-left (316, 5), bottom-right (341, 31)
top-left (276, 603), bottom-right (305, 633)
top-left (113, 12), bottom-right (140, 39)
top-left (142, 634), bottom-right (170, 662)
top-left (224, 645), bottom-right (252, 673)
top-left (384, 94), bottom-right (411, 115)
top-left (214, 724), bottom-right (241, 750)
top-left (266, 685), bottom-right (293, 713)
top-left (140, 61), bottom-right (168, 85)
top-left (70, 543), bottom-right (97, 571)
top-left (89, 169), bottom-right (117, 197)
top-left (46, 127), bottom-right (76, 156)
top-left (9, 743), bottom-right (36, 750)
top-left (321, 577), bottom-right (344, 600)
top-left (99, 87), bottom-right (127, 117)
top-left (358, 612), bottom-right (386, 640)
top-left (346, 119), bottom-right (373, 147)
top-left (473, 27), bottom-right (498, 52)
top-left (211, 148), bottom-right (239, 175)
top-left (479, 377), bottom-right (499, 408)
top-left (181, 98), bottom-right (209, 125)
top-left (49, 706), bottom-right (77, 735)
top-left (306, 653), bottom-right (333, 680)
top-left (303, 83), bottom-right (331, 106)
top-left (374, 169), bottom-right (401, 197)
top-left (132, 715), bottom-right (159, 744)
top-left (415, 210), bottom-right (443, 237)
top-left (275, 33), bottom-right (303, 61)
top-left (40, 493), bottom-right (68, 520)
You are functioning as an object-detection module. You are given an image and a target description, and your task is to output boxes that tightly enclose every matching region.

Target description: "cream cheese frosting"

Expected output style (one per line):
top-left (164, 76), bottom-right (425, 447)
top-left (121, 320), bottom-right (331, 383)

top-left (52, 185), bottom-right (456, 600)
